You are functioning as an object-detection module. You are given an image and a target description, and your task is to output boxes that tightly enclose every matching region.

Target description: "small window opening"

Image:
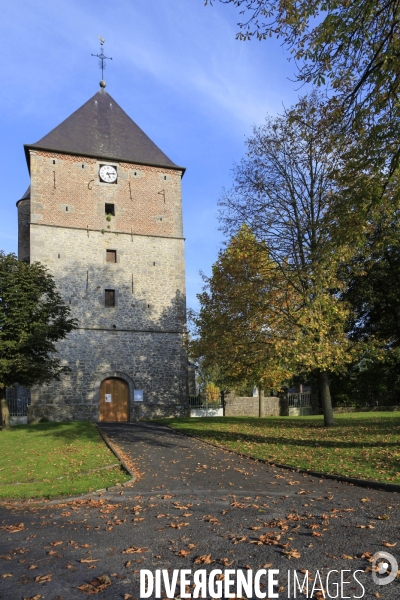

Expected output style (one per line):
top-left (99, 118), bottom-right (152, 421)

top-left (65, 206), bottom-right (68, 212)
top-left (58, 253), bottom-right (60, 259)
top-left (164, 176), bottom-right (167, 180)
top-left (105, 203), bottom-right (115, 216)
top-left (148, 304), bottom-right (150, 308)
top-left (53, 160), bottom-right (56, 164)
top-left (106, 250), bottom-right (117, 263)
top-left (82, 164), bottom-right (85, 169)
top-left (153, 262), bottom-right (156, 266)
top-left (105, 289), bottom-right (115, 307)
top-left (160, 217), bottom-right (162, 221)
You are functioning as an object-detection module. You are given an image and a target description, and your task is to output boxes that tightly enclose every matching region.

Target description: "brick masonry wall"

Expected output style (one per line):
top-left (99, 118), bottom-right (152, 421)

top-left (29, 151), bottom-right (183, 238)
top-left (224, 392), bottom-right (288, 417)
top-left (23, 149), bottom-right (189, 422)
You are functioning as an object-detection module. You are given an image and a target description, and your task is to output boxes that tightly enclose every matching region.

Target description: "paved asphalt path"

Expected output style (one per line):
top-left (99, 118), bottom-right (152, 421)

top-left (0, 422), bottom-right (399, 599)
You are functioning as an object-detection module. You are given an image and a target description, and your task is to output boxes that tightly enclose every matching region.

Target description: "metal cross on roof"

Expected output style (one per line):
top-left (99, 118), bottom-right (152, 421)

top-left (92, 36), bottom-right (112, 86)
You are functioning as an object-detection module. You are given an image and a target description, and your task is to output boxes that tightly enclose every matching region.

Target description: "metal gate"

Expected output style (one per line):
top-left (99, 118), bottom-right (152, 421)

top-left (288, 392), bottom-right (312, 416)
top-left (189, 394), bottom-right (224, 417)
top-left (6, 385), bottom-right (31, 424)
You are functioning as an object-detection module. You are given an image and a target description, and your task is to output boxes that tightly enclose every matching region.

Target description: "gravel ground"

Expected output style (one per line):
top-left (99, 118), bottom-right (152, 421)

top-left (0, 421), bottom-right (399, 599)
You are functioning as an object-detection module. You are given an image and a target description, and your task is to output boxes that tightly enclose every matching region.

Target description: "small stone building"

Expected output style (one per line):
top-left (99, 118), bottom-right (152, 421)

top-left (17, 85), bottom-right (189, 422)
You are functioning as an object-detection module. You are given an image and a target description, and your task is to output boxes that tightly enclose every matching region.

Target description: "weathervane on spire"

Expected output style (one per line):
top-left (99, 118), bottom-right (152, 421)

top-left (92, 36), bottom-right (112, 88)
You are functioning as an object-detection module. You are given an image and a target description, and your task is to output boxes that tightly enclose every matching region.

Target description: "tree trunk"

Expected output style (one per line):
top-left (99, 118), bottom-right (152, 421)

top-left (0, 387), bottom-right (10, 431)
top-left (258, 386), bottom-right (265, 418)
top-left (318, 371), bottom-right (335, 427)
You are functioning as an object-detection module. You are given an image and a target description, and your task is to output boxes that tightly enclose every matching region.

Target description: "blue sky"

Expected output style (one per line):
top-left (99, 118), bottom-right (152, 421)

top-left (1, 0), bottom-right (300, 310)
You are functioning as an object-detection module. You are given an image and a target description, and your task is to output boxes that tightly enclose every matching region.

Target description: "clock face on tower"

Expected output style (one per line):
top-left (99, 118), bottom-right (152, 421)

top-left (99, 164), bottom-right (117, 183)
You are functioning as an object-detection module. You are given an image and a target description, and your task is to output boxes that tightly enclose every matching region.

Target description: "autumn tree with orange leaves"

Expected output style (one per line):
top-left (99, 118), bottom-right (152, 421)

top-left (190, 226), bottom-right (293, 417)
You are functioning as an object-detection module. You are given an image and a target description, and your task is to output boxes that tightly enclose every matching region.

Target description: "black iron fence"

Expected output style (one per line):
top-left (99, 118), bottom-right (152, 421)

top-left (332, 391), bottom-right (400, 408)
top-left (189, 394), bottom-right (223, 411)
top-left (6, 385), bottom-right (31, 417)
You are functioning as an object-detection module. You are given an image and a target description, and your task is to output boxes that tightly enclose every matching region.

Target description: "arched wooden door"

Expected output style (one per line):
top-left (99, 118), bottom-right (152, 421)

top-left (99, 378), bottom-right (129, 422)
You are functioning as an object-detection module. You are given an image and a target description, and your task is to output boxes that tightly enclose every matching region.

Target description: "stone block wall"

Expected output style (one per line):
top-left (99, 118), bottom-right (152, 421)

top-left (22, 149), bottom-right (189, 422)
top-left (17, 198), bottom-right (30, 262)
top-left (29, 329), bottom-right (189, 422)
top-left (224, 392), bottom-right (288, 417)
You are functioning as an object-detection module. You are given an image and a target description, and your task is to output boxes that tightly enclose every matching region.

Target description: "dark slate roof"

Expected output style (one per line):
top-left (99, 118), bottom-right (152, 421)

top-left (16, 186), bottom-right (31, 206)
top-left (21, 186), bottom-right (30, 200)
top-left (25, 89), bottom-right (183, 172)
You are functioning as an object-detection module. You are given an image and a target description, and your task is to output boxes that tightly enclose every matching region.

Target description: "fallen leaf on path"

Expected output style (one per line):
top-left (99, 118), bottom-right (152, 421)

top-left (282, 549), bottom-right (301, 559)
top-left (77, 575), bottom-right (111, 594)
top-left (175, 549), bottom-right (191, 558)
top-left (0, 523), bottom-right (25, 533)
top-left (220, 558), bottom-right (234, 567)
top-left (79, 559), bottom-right (100, 563)
top-left (123, 547), bottom-right (147, 554)
top-left (169, 522), bottom-right (189, 529)
top-left (34, 574), bottom-right (52, 583)
top-left (194, 554), bottom-right (213, 565)
top-left (382, 541), bottom-right (397, 547)
top-left (1, 574), bottom-right (12, 578)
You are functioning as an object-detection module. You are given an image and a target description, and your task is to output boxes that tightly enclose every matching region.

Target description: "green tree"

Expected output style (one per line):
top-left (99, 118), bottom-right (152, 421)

top-left (206, 0), bottom-right (400, 176)
top-left (218, 93), bottom-right (359, 426)
top-left (0, 253), bottom-right (77, 430)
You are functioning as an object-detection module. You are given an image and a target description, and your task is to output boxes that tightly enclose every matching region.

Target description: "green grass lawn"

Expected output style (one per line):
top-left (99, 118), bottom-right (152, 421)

top-left (0, 422), bottom-right (131, 499)
top-left (158, 412), bottom-right (400, 484)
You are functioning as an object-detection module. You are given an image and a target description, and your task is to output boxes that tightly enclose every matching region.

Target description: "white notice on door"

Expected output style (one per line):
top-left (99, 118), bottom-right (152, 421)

top-left (134, 389), bottom-right (143, 402)
top-left (105, 394), bottom-right (112, 403)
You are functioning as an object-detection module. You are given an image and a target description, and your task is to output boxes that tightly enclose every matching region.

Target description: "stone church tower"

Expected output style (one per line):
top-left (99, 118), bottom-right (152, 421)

top-left (17, 86), bottom-right (189, 422)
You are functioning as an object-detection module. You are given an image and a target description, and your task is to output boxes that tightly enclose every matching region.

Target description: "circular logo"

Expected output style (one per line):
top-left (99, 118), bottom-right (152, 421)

top-left (372, 551), bottom-right (398, 586)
